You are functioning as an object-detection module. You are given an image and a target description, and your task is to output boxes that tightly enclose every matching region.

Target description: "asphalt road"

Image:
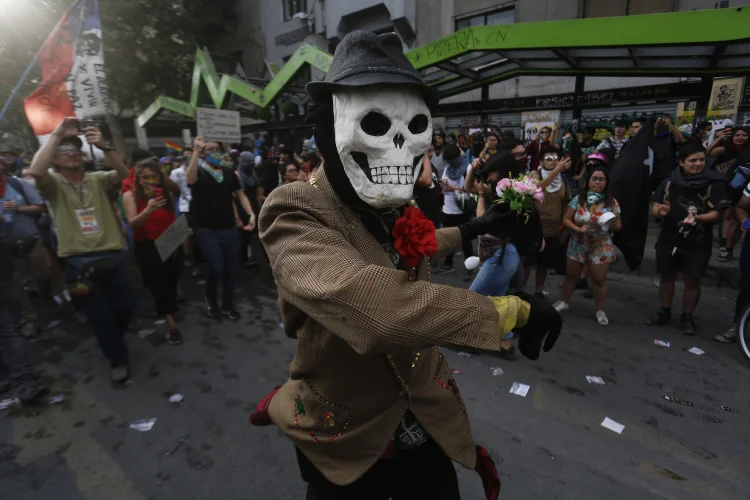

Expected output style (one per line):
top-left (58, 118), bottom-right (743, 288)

top-left (1, 260), bottom-right (749, 500)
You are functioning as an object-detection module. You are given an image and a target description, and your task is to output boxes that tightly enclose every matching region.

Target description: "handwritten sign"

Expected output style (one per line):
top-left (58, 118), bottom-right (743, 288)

top-left (196, 108), bottom-right (241, 143)
top-left (154, 215), bottom-right (189, 262)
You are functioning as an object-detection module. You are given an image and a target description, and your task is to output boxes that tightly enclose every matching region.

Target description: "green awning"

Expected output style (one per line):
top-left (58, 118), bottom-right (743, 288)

top-left (137, 8), bottom-right (750, 128)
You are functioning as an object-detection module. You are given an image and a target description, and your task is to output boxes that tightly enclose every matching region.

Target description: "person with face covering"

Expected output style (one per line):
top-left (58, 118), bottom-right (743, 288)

top-left (29, 117), bottom-right (134, 384)
top-left (707, 127), bottom-right (749, 262)
top-left (437, 143), bottom-right (475, 278)
top-left (123, 159), bottom-right (184, 344)
top-left (527, 144), bottom-right (572, 297)
top-left (252, 31), bottom-right (562, 500)
top-left (185, 137), bottom-right (256, 321)
top-left (554, 166), bottom-right (622, 326)
top-left (647, 143), bottom-right (729, 336)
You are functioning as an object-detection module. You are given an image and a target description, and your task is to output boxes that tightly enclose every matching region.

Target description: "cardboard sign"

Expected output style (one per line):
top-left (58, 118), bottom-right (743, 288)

top-left (196, 108), bottom-right (241, 143)
top-left (154, 215), bottom-right (189, 262)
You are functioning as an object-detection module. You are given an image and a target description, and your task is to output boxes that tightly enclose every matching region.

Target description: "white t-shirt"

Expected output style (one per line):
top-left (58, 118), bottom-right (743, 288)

top-left (170, 165), bottom-right (192, 213)
top-left (432, 151), bottom-right (447, 177)
top-left (441, 171), bottom-right (465, 215)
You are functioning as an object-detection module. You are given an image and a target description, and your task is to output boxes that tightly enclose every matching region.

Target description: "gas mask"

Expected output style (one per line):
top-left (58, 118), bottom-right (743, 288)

top-left (332, 87), bottom-right (433, 209)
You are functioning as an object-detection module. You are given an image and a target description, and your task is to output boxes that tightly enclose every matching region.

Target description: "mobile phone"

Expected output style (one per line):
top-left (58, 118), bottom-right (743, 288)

top-left (153, 188), bottom-right (164, 198)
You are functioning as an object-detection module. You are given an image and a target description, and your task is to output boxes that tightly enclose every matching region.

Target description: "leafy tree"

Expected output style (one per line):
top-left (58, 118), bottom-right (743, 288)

top-left (0, 0), bottom-right (236, 147)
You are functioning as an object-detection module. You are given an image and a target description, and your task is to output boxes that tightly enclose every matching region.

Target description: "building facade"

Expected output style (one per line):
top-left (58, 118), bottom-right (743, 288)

top-left (204, 0), bottom-right (750, 139)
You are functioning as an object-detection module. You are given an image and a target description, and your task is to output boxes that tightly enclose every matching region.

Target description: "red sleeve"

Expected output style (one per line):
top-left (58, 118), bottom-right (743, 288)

top-left (120, 168), bottom-right (136, 194)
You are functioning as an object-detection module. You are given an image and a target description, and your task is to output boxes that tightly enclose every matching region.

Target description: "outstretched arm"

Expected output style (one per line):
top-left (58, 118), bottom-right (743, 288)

top-left (259, 184), bottom-right (529, 356)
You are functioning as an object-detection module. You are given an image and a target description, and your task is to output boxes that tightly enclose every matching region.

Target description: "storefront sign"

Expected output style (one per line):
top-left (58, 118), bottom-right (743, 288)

top-left (438, 82), bottom-right (704, 115)
top-left (708, 77), bottom-right (744, 116)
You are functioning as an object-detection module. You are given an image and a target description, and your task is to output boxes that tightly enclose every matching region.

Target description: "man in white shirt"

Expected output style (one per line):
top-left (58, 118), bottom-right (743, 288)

top-left (169, 146), bottom-right (197, 267)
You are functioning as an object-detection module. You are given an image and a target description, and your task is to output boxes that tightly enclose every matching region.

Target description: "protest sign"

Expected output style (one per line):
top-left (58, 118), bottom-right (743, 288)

top-left (196, 108), bottom-right (241, 143)
top-left (154, 215), bottom-right (189, 262)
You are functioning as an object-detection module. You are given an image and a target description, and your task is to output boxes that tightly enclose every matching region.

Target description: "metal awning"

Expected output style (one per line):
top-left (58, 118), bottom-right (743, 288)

top-left (137, 8), bottom-right (750, 127)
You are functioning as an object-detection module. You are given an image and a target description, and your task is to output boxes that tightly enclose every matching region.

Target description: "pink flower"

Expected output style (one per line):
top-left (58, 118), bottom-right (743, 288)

top-left (496, 178), bottom-right (511, 197)
top-left (512, 181), bottom-right (530, 194)
top-left (533, 190), bottom-right (545, 203)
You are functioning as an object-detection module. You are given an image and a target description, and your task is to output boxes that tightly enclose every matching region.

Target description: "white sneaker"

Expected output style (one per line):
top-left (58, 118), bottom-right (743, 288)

top-left (553, 301), bottom-right (569, 313)
top-left (596, 311), bottom-right (609, 326)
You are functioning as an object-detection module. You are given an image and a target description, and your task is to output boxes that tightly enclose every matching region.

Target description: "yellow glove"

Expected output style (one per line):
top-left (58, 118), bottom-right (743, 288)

top-left (490, 296), bottom-right (531, 334)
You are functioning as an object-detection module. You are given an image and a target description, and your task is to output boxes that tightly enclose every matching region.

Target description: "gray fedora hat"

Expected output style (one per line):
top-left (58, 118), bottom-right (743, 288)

top-left (306, 31), bottom-right (439, 110)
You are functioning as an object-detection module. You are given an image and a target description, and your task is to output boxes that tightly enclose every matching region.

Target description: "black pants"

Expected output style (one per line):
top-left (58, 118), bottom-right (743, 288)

top-left (133, 240), bottom-right (183, 316)
top-left (297, 440), bottom-right (460, 500)
top-left (0, 274), bottom-right (38, 388)
top-left (442, 213), bottom-right (473, 268)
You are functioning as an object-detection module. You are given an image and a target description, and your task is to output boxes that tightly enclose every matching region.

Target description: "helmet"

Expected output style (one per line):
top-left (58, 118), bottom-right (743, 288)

top-left (586, 151), bottom-right (610, 166)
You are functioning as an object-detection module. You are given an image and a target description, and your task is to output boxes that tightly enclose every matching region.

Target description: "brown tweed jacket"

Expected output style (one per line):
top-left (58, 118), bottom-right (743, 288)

top-left (258, 167), bottom-right (524, 486)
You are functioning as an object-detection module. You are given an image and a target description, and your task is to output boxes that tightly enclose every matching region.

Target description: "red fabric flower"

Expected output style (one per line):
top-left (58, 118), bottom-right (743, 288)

top-left (392, 206), bottom-right (438, 268)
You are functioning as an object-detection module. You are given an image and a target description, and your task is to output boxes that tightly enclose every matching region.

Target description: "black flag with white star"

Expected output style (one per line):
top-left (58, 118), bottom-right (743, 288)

top-left (609, 118), bottom-right (656, 271)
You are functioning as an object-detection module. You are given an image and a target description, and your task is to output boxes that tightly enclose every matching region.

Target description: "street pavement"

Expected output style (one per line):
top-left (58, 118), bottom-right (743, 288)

top-left (1, 258), bottom-right (749, 500)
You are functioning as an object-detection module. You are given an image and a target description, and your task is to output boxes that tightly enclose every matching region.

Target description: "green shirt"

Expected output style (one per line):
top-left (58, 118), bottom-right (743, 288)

top-left (37, 170), bottom-right (124, 258)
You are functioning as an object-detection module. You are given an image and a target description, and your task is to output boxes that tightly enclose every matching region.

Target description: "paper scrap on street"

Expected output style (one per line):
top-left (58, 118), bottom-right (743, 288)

top-left (153, 319), bottom-right (166, 325)
top-left (490, 367), bottom-right (504, 376)
top-left (457, 352), bottom-right (471, 357)
top-left (510, 382), bottom-right (530, 397)
top-left (130, 418), bottom-right (157, 432)
top-left (168, 394), bottom-right (184, 403)
top-left (449, 369), bottom-right (462, 375)
top-left (586, 376), bottom-right (605, 385)
top-left (601, 417), bottom-right (624, 434)
top-left (664, 395), bottom-right (693, 406)
top-left (0, 398), bottom-right (19, 410)
top-left (48, 395), bottom-right (66, 404)
top-left (137, 329), bottom-right (154, 339)
top-left (687, 347), bottom-right (705, 355)
top-left (720, 405), bottom-right (738, 412)
top-left (654, 340), bottom-right (671, 347)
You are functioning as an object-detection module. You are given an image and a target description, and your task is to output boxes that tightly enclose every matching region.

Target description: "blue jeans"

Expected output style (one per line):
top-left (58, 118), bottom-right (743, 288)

top-left (0, 273), bottom-right (38, 387)
top-left (470, 243), bottom-right (521, 297)
top-left (470, 243), bottom-right (520, 340)
top-left (735, 235), bottom-right (750, 322)
top-left (196, 228), bottom-right (240, 311)
top-left (65, 252), bottom-right (135, 367)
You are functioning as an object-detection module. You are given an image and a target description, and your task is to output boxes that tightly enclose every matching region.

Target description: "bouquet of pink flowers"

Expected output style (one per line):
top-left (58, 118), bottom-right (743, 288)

top-left (495, 175), bottom-right (544, 221)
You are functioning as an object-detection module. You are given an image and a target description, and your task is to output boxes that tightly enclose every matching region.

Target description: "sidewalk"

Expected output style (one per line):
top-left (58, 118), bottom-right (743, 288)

top-left (609, 222), bottom-right (742, 290)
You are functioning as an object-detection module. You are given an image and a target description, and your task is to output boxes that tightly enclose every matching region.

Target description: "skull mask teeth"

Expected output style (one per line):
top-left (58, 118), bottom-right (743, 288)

top-left (333, 87), bottom-right (433, 208)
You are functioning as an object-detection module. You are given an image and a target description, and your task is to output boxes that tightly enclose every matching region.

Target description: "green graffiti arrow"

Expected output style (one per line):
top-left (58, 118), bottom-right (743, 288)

top-left (136, 44), bottom-right (332, 127)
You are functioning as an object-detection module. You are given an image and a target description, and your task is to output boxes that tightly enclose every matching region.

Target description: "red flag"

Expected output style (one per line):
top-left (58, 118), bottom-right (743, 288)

top-left (23, 10), bottom-right (78, 136)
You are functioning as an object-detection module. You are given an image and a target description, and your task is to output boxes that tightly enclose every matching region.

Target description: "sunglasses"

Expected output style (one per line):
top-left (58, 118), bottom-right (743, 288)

top-left (513, 152), bottom-right (527, 159)
top-left (543, 155), bottom-right (559, 161)
top-left (55, 146), bottom-right (81, 157)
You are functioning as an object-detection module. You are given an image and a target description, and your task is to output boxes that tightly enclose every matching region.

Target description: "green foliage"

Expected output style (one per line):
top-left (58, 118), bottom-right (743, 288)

top-left (0, 0), bottom-right (236, 142)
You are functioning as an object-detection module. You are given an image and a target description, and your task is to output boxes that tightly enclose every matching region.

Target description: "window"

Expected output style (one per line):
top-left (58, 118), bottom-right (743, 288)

top-left (455, 7), bottom-right (514, 31)
top-left (283, 0), bottom-right (307, 22)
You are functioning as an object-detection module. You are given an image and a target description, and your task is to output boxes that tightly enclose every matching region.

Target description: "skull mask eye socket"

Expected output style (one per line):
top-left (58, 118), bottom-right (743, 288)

top-left (360, 111), bottom-right (391, 137)
top-left (408, 114), bottom-right (429, 135)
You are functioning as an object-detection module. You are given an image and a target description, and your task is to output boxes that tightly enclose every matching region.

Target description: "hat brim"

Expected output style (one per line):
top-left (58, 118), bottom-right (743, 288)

top-left (306, 73), bottom-right (439, 110)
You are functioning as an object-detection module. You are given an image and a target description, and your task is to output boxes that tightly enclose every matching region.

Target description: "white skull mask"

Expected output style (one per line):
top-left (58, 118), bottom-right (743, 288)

top-left (332, 87), bottom-right (433, 208)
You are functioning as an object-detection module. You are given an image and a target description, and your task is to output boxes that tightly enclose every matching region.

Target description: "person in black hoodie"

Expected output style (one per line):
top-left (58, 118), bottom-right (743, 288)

top-left (646, 143), bottom-right (729, 335)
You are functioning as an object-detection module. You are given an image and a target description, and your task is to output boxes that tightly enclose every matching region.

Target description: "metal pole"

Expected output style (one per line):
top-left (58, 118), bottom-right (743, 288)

top-left (0, 55), bottom-right (39, 126)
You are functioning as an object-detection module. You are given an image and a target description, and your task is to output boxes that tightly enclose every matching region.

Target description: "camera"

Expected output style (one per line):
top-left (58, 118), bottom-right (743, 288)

top-left (472, 158), bottom-right (487, 181)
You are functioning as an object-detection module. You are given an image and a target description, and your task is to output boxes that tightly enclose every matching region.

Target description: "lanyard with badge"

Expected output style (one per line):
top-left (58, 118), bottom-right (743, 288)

top-left (71, 179), bottom-right (100, 236)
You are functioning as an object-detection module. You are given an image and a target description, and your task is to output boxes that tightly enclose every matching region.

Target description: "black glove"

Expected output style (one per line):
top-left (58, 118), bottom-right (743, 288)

top-left (459, 202), bottom-right (517, 241)
top-left (510, 291), bottom-right (562, 361)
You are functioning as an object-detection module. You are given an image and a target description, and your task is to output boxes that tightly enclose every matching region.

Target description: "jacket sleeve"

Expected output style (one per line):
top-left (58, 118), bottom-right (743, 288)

top-left (259, 183), bottom-right (526, 356)
top-left (433, 227), bottom-right (462, 261)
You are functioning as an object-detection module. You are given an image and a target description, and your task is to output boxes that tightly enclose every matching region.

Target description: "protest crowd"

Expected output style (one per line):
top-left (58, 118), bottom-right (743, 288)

top-left (1, 111), bottom-right (746, 403)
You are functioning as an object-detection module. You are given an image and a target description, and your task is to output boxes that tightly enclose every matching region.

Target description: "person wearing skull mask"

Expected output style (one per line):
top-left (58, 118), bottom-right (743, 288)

top-left (253, 32), bottom-right (562, 500)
